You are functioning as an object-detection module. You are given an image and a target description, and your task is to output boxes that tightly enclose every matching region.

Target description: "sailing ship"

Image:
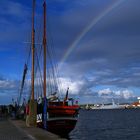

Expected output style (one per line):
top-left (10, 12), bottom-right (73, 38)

top-left (18, 0), bottom-right (79, 136)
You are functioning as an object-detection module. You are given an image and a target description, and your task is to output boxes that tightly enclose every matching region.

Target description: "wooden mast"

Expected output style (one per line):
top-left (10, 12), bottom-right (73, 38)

top-left (43, 1), bottom-right (47, 129)
top-left (31, 0), bottom-right (35, 100)
top-left (28, 0), bottom-right (37, 127)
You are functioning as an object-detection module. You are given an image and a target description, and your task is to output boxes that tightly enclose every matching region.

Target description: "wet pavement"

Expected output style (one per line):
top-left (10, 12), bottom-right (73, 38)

top-left (0, 118), bottom-right (32, 140)
top-left (0, 117), bottom-right (66, 140)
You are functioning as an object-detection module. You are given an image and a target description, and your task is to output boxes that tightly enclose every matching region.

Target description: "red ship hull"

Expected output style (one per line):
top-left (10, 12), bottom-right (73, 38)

top-left (48, 105), bottom-right (79, 116)
top-left (47, 103), bottom-right (79, 135)
top-left (37, 102), bottom-right (79, 136)
top-left (47, 117), bottom-right (77, 135)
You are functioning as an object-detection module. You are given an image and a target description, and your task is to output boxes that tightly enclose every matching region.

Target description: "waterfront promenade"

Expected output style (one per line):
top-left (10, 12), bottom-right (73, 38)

top-left (0, 118), bottom-right (32, 140)
top-left (0, 117), bottom-right (65, 140)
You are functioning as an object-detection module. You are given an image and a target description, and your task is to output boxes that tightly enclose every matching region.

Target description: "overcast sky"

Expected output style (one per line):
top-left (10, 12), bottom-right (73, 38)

top-left (0, 0), bottom-right (140, 104)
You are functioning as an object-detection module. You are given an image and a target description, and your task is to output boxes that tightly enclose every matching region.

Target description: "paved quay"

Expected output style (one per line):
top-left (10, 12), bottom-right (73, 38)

top-left (0, 118), bottom-right (32, 140)
top-left (0, 118), bottom-right (66, 140)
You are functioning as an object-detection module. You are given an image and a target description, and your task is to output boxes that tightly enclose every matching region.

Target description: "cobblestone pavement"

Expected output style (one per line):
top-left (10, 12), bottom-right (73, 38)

top-left (0, 118), bottom-right (33, 140)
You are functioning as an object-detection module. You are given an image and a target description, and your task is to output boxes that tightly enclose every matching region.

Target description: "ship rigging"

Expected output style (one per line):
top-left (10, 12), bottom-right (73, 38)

top-left (17, 0), bottom-right (79, 136)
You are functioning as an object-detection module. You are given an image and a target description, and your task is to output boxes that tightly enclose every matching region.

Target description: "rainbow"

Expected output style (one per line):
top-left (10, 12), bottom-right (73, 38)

top-left (60, 0), bottom-right (125, 66)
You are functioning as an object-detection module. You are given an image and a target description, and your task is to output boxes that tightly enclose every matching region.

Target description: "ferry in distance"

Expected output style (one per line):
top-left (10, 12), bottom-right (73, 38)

top-left (91, 100), bottom-right (125, 110)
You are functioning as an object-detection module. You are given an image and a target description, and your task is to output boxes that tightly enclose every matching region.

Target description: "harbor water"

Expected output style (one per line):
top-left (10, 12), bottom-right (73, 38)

top-left (69, 109), bottom-right (140, 140)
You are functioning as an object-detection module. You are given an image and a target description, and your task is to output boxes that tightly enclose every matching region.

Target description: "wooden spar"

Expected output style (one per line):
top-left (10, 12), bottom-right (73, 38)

top-left (43, 1), bottom-right (47, 98)
top-left (28, 0), bottom-right (37, 127)
top-left (31, 0), bottom-right (35, 100)
top-left (64, 87), bottom-right (69, 101)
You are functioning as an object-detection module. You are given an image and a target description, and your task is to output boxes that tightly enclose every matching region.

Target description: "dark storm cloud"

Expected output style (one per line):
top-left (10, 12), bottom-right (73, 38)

top-left (0, 0), bottom-right (140, 103)
top-left (54, 0), bottom-right (140, 90)
top-left (47, 0), bottom-right (114, 60)
top-left (0, 0), bottom-right (31, 42)
top-left (47, 1), bottom-right (140, 95)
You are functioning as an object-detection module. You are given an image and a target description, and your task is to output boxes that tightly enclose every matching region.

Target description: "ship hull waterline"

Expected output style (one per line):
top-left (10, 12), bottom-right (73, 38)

top-left (37, 118), bottom-right (77, 136)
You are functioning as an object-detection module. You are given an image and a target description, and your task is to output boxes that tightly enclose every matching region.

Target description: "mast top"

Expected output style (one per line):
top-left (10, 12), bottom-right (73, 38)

top-left (43, 1), bottom-right (46, 6)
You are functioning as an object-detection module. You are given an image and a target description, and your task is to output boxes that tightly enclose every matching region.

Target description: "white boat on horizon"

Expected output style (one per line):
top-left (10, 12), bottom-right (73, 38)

top-left (92, 100), bottom-right (125, 110)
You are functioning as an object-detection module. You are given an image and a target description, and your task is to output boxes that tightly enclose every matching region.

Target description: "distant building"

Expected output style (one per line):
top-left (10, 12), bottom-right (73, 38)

top-left (137, 97), bottom-right (140, 103)
top-left (132, 97), bottom-right (140, 107)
